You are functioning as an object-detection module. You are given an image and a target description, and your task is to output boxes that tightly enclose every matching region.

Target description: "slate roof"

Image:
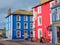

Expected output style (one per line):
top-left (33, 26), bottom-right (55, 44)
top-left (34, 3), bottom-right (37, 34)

top-left (32, 0), bottom-right (54, 8)
top-left (6, 9), bottom-right (33, 18)
top-left (12, 9), bottom-right (33, 15)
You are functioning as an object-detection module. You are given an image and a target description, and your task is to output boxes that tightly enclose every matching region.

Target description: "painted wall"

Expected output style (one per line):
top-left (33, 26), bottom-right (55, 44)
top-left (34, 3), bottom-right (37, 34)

top-left (6, 15), bottom-right (13, 40)
top-left (12, 14), bottom-right (33, 39)
top-left (33, 2), bottom-right (52, 42)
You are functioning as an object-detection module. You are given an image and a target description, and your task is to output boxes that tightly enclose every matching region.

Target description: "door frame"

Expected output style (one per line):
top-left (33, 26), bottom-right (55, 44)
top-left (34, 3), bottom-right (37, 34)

top-left (24, 30), bottom-right (28, 39)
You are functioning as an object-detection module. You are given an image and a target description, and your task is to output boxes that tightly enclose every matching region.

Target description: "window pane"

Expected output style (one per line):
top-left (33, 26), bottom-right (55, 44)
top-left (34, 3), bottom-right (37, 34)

top-left (17, 22), bottom-right (21, 29)
top-left (24, 22), bottom-right (28, 29)
top-left (16, 15), bottom-right (20, 21)
top-left (16, 30), bottom-right (21, 38)
top-left (38, 6), bottom-right (41, 14)
top-left (30, 16), bottom-right (33, 21)
top-left (30, 23), bottom-right (33, 29)
top-left (24, 16), bottom-right (28, 21)
top-left (38, 16), bottom-right (42, 26)
top-left (30, 30), bottom-right (33, 37)
top-left (33, 9), bottom-right (36, 18)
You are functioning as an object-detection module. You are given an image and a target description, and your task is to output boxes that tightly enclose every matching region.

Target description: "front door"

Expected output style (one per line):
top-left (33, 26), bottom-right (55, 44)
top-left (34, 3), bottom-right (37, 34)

top-left (24, 30), bottom-right (28, 39)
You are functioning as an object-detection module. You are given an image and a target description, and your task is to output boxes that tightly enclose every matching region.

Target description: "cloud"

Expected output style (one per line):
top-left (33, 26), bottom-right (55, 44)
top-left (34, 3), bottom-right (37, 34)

top-left (0, 0), bottom-right (40, 29)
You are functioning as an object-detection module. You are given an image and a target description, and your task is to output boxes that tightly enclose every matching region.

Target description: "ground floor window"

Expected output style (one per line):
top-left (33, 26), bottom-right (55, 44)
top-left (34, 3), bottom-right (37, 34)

top-left (38, 29), bottom-right (42, 38)
top-left (30, 30), bottom-right (33, 37)
top-left (16, 30), bottom-right (21, 38)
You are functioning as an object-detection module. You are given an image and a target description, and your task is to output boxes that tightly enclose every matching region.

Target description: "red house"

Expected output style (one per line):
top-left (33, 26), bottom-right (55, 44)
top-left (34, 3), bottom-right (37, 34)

top-left (33, 0), bottom-right (55, 42)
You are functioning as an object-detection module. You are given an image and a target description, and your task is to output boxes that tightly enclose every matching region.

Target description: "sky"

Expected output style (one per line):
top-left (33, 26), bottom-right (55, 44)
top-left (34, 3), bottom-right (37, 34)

top-left (0, 0), bottom-right (40, 29)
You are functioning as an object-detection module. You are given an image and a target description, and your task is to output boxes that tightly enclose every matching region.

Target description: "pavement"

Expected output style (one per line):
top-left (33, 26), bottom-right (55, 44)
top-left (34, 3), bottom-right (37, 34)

top-left (0, 37), bottom-right (60, 45)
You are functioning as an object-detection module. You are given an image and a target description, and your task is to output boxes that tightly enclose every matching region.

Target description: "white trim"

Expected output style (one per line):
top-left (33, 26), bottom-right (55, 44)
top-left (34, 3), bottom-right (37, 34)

top-left (16, 22), bottom-right (21, 29)
top-left (57, 7), bottom-right (59, 20)
top-left (11, 15), bottom-right (13, 39)
top-left (30, 16), bottom-right (33, 21)
top-left (30, 23), bottom-right (33, 29)
top-left (38, 16), bottom-right (42, 26)
top-left (38, 6), bottom-right (41, 14)
top-left (50, 1), bottom-right (55, 8)
top-left (38, 29), bottom-right (42, 38)
top-left (50, 13), bottom-right (52, 24)
top-left (33, 9), bottom-right (36, 19)
top-left (33, 30), bottom-right (35, 37)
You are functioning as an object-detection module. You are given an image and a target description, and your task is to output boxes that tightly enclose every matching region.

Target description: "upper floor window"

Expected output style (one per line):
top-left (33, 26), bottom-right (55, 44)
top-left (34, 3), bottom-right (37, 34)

top-left (24, 16), bottom-right (28, 21)
top-left (30, 16), bottom-right (33, 21)
top-left (16, 15), bottom-right (20, 21)
top-left (38, 16), bottom-right (42, 26)
top-left (33, 9), bottom-right (36, 19)
top-left (50, 1), bottom-right (55, 8)
top-left (16, 22), bottom-right (21, 29)
top-left (24, 22), bottom-right (28, 29)
top-left (30, 23), bottom-right (33, 29)
top-left (38, 6), bottom-right (41, 14)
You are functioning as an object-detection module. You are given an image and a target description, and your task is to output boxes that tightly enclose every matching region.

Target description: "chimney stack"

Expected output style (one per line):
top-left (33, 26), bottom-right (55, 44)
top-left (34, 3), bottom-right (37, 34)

top-left (8, 8), bottom-right (11, 15)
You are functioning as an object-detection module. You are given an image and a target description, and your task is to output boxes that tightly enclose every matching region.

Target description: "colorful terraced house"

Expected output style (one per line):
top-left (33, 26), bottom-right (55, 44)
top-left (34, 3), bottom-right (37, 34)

top-left (6, 9), bottom-right (33, 40)
top-left (51, 0), bottom-right (60, 44)
top-left (32, 0), bottom-right (54, 42)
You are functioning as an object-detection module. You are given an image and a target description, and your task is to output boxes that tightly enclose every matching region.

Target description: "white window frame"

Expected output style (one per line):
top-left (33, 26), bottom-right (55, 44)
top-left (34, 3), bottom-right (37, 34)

top-left (30, 23), bottom-right (33, 29)
top-left (38, 6), bottom-right (41, 14)
top-left (38, 29), bottom-right (42, 38)
top-left (33, 9), bottom-right (36, 19)
top-left (30, 16), bottom-right (33, 21)
top-left (24, 16), bottom-right (28, 21)
top-left (33, 30), bottom-right (35, 37)
top-left (57, 7), bottom-right (59, 20)
top-left (38, 16), bottom-right (42, 26)
top-left (16, 22), bottom-right (21, 29)
top-left (16, 30), bottom-right (21, 38)
top-left (24, 22), bottom-right (28, 29)
top-left (9, 23), bottom-right (10, 29)
top-left (50, 1), bottom-right (55, 8)
top-left (33, 22), bottom-right (35, 28)
top-left (50, 13), bottom-right (52, 24)
top-left (16, 15), bottom-right (20, 21)
top-left (30, 30), bottom-right (33, 37)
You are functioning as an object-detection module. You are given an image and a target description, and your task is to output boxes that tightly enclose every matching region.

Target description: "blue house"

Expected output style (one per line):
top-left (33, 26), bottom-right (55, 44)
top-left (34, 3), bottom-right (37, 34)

top-left (51, 2), bottom-right (60, 44)
top-left (6, 9), bottom-right (33, 40)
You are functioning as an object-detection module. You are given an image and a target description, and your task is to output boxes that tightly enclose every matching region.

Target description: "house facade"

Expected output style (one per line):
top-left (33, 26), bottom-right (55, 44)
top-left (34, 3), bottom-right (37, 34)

top-left (33, 0), bottom-right (54, 42)
top-left (6, 9), bottom-right (33, 40)
top-left (51, 0), bottom-right (60, 44)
